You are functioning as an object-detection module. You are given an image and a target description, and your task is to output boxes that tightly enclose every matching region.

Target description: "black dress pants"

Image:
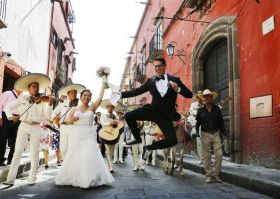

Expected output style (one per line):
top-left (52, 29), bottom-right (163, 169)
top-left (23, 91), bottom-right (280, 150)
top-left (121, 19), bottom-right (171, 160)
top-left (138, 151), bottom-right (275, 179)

top-left (0, 112), bottom-right (20, 164)
top-left (124, 105), bottom-right (177, 150)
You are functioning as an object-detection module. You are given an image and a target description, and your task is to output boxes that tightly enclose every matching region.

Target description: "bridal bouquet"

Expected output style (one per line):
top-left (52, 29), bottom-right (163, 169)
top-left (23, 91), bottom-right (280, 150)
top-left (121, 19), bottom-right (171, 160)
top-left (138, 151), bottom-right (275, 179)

top-left (96, 66), bottom-right (111, 89)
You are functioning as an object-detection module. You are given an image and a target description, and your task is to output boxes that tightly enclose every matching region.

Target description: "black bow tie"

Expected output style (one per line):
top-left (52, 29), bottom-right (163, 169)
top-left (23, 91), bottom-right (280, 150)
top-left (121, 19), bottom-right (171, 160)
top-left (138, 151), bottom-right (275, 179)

top-left (156, 76), bottom-right (165, 81)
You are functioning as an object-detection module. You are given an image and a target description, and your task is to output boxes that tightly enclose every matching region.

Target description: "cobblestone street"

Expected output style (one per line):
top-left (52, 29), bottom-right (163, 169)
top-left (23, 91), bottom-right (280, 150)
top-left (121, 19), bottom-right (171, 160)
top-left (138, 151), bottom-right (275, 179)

top-left (0, 155), bottom-right (271, 199)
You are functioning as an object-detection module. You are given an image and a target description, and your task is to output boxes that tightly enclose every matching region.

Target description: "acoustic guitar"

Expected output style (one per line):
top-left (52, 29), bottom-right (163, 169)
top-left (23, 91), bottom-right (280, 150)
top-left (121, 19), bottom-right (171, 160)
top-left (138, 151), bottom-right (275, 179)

top-left (99, 121), bottom-right (124, 145)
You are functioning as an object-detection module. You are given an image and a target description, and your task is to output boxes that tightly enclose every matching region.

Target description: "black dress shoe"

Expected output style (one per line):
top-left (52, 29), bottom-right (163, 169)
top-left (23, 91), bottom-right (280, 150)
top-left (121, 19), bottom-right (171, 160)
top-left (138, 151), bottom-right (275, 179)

top-left (0, 162), bottom-right (6, 167)
top-left (142, 146), bottom-right (152, 161)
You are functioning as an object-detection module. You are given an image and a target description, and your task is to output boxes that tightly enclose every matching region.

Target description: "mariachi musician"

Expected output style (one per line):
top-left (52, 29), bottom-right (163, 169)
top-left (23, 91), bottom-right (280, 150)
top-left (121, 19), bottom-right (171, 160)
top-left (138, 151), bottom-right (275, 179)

top-left (100, 100), bottom-right (119, 173)
top-left (51, 84), bottom-right (86, 160)
top-left (3, 73), bottom-right (53, 186)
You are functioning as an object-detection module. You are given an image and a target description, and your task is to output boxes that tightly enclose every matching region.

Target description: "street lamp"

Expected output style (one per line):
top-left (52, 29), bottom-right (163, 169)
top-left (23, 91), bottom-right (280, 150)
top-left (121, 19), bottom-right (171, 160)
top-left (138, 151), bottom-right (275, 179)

top-left (166, 41), bottom-right (186, 65)
top-left (166, 43), bottom-right (175, 57)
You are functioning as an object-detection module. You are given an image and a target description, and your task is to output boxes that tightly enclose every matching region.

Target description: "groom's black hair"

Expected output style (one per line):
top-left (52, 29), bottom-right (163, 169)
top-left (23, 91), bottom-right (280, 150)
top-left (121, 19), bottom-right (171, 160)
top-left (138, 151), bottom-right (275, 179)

top-left (154, 57), bottom-right (166, 66)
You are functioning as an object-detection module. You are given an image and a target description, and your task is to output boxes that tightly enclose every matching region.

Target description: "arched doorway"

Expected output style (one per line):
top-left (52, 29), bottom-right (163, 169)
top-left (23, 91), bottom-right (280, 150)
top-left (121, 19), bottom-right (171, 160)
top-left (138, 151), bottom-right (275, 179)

top-left (204, 39), bottom-right (230, 155)
top-left (192, 16), bottom-right (241, 163)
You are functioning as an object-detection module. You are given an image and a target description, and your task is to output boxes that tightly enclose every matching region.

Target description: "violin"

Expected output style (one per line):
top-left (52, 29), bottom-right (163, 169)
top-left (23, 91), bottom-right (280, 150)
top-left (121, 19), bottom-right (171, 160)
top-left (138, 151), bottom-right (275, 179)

top-left (69, 98), bottom-right (79, 107)
top-left (30, 93), bottom-right (64, 104)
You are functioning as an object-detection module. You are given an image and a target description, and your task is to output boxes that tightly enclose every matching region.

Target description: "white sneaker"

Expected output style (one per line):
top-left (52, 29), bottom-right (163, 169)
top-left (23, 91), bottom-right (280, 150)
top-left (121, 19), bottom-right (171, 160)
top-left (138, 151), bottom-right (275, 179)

top-left (138, 165), bottom-right (145, 170)
top-left (3, 180), bottom-right (14, 186)
top-left (132, 165), bottom-right (138, 171)
top-left (205, 176), bottom-right (212, 183)
top-left (27, 178), bottom-right (36, 185)
top-left (119, 160), bottom-right (124, 164)
top-left (152, 163), bottom-right (156, 166)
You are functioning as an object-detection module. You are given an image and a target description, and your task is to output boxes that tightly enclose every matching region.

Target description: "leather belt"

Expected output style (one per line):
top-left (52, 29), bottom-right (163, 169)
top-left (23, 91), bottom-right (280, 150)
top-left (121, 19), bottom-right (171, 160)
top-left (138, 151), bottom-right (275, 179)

top-left (22, 121), bottom-right (40, 125)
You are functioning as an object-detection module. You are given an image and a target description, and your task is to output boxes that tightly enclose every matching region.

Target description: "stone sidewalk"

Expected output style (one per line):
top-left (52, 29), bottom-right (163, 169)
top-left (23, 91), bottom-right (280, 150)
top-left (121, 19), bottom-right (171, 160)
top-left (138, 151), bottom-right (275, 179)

top-left (158, 153), bottom-right (280, 199)
top-left (0, 151), bottom-right (55, 183)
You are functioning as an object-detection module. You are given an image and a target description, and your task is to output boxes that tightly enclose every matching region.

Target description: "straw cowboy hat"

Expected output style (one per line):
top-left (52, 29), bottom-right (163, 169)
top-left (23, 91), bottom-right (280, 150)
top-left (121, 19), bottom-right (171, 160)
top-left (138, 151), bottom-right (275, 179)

top-left (100, 99), bottom-right (116, 110)
top-left (194, 91), bottom-right (203, 100)
top-left (14, 73), bottom-right (51, 92)
top-left (115, 103), bottom-right (125, 113)
top-left (198, 89), bottom-right (218, 100)
top-left (58, 83), bottom-right (86, 97)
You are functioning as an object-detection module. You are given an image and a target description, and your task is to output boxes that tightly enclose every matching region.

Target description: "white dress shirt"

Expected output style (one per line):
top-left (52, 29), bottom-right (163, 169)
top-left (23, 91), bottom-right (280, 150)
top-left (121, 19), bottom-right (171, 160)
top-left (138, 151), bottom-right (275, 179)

top-left (51, 100), bottom-right (73, 123)
top-left (100, 112), bottom-right (116, 127)
top-left (155, 74), bottom-right (169, 97)
top-left (155, 73), bottom-right (181, 97)
top-left (4, 95), bottom-right (52, 123)
top-left (0, 90), bottom-right (19, 118)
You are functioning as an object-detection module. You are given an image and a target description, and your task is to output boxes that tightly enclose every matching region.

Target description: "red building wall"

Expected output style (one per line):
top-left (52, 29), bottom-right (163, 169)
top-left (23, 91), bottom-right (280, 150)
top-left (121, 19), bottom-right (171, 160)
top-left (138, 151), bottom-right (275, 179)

top-left (47, 0), bottom-right (75, 85)
top-left (238, 1), bottom-right (280, 167)
top-left (128, 0), bottom-right (280, 168)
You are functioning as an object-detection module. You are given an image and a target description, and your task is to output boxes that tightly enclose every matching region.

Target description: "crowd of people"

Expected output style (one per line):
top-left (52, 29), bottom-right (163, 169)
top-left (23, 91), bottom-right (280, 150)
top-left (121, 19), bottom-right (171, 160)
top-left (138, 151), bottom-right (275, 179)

top-left (0, 57), bottom-right (228, 189)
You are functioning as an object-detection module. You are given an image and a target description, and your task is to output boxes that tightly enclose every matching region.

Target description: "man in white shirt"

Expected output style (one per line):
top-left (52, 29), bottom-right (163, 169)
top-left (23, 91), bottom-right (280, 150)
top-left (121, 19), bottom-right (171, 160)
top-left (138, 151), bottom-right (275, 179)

top-left (0, 88), bottom-right (22, 166)
top-left (3, 73), bottom-right (53, 186)
top-left (51, 84), bottom-right (85, 160)
top-left (100, 102), bottom-right (118, 173)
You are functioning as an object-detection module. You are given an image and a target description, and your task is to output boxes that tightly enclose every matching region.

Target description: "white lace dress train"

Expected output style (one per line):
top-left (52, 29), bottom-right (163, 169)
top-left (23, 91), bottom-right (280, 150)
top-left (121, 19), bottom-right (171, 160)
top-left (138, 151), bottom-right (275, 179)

top-left (55, 111), bottom-right (114, 188)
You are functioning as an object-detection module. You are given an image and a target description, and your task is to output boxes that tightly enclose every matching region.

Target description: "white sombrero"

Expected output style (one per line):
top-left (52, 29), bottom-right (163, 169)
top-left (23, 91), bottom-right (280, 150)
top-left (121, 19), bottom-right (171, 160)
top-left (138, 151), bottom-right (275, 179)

top-left (114, 103), bottom-right (125, 113)
top-left (127, 104), bottom-right (141, 111)
top-left (14, 73), bottom-right (51, 92)
top-left (198, 89), bottom-right (218, 100)
top-left (100, 99), bottom-right (116, 110)
top-left (58, 83), bottom-right (86, 97)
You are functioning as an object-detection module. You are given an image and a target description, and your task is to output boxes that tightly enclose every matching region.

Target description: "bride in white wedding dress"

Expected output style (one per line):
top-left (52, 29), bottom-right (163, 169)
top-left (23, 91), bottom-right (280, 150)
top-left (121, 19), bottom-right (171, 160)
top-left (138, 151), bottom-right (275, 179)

top-left (55, 83), bottom-right (114, 188)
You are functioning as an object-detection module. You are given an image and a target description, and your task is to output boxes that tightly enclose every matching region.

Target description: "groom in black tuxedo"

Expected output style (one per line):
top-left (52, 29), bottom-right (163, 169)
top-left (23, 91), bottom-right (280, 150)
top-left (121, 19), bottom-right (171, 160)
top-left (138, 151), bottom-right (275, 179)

top-left (120, 57), bottom-right (193, 160)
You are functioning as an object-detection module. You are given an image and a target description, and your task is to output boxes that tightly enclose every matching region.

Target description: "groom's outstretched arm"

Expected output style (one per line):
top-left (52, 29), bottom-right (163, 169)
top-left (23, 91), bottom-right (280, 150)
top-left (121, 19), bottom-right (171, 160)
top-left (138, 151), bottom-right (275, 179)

top-left (176, 77), bottom-right (193, 98)
top-left (121, 78), bottom-right (150, 98)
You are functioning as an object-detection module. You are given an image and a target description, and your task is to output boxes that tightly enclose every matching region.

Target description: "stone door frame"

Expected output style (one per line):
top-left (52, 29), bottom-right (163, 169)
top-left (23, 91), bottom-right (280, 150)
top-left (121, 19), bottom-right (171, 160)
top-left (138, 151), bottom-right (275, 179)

top-left (191, 16), bottom-right (241, 163)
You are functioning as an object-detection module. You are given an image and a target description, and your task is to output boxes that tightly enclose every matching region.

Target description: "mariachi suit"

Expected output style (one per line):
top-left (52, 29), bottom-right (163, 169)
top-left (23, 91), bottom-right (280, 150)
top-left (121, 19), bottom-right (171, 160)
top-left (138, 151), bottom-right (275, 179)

top-left (51, 100), bottom-right (76, 159)
top-left (4, 95), bottom-right (52, 183)
top-left (122, 74), bottom-right (193, 150)
top-left (100, 112), bottom-right (117, 171)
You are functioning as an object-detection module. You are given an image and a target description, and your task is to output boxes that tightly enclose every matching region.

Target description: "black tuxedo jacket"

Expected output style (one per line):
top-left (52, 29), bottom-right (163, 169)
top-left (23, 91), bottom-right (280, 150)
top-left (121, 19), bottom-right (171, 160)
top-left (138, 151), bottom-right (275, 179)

top-left (121, 74), bottom-right (193, 121)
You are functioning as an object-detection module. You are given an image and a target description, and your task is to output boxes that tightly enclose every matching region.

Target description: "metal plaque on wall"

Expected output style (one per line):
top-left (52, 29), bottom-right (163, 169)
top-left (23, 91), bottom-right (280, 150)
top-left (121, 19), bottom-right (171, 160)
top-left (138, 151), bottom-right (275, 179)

top-left (250, 95), bottom-right (272, 118)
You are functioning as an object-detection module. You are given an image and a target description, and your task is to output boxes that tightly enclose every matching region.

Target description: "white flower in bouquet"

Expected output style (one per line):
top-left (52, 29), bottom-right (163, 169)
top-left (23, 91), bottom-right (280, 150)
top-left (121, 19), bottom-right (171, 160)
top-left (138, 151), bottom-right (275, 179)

top-left (96, 66), bottom-right (111, 78)
top-left (96, 66), bottom-right (111, 89)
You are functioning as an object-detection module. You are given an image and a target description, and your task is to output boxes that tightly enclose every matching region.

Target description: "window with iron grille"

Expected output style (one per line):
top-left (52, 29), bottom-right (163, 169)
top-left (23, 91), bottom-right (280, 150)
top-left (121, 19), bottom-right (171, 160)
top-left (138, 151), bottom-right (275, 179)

top-left (141, 45), bottom-right (146, 66)
top-left (51, 29), bottom-right (58, 49)
top-left (57, 39), bottom-right (65, 66)
top-left (156, 19), bottom-right (163, 50)
top-left (64, 55), bottom-right (71, 80)
top-left (149, 19), bottom-right (163, 59)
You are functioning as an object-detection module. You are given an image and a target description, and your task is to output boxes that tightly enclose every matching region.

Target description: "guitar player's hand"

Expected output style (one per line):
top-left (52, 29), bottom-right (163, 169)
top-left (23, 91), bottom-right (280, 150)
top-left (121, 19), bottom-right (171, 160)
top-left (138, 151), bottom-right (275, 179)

top-left (110, 120), bottom-right (118, 126)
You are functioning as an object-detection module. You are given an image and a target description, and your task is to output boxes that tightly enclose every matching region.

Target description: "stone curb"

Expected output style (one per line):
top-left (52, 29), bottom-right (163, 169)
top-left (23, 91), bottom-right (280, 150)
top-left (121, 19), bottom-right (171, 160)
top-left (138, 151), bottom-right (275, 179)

top-left (0, 154), bottom-right (56, 183)
top-left (157, 154), bottom-right (279, 199)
